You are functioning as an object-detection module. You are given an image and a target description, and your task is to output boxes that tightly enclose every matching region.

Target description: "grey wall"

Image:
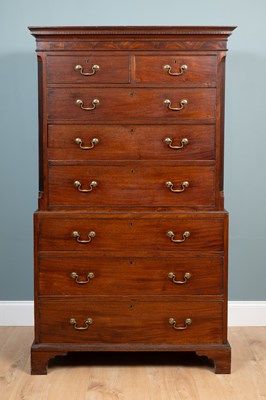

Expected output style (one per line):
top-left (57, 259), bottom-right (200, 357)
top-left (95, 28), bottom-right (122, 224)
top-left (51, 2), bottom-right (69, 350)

top-left (0, 0), bottom-right (265, 300)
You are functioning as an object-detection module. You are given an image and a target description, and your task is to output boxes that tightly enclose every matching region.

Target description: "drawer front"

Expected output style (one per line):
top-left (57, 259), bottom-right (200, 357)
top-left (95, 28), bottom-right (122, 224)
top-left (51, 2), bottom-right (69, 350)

top-left (47, 55), bottom-right (130, 83)
top-left (48, 125), bottom-right (215, 161)
top-left (39, 256), bottom-right (223, 296)
top-left (37, 213), bottom-right (225, 252)
top-left (48, 165), bottom-right (215, 208)
top-left (47, 88), bottom-right (216, 121)
top-left (135, 55), bottom-right (216, 86)
top-left (39, 300), bottom-right (224, 344)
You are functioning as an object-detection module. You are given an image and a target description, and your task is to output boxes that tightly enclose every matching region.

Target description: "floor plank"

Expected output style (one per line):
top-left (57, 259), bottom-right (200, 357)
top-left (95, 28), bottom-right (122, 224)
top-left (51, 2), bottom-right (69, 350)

top-left (0, 327), bottom-right (265, 400)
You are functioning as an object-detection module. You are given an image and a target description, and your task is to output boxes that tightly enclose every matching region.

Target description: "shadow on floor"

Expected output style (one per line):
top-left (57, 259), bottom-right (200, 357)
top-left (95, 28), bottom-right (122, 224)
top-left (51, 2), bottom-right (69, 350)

top-left (49, 351), bottom-right (214, 371)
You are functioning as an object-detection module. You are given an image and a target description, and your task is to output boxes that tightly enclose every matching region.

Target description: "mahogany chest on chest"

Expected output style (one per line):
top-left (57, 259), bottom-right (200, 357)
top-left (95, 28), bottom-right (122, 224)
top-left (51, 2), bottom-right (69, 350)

top-left (29, 26), bottom-right (235, 374)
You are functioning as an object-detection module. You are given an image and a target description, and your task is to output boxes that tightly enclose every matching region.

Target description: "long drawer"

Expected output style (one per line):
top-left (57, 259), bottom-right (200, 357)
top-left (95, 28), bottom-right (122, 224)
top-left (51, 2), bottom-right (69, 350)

top-left (48, 165), bottom-right (215, 208)
top-left (39, 299), bottom-right (224, 344)
top-left (47, 88), bottom-right (216, 121)
top-left (36, 212), bottom-right (226, 253)
top-left (38, 255), bottom-right (223, 296)
top-left (48, 125), bottom-right (215, 161)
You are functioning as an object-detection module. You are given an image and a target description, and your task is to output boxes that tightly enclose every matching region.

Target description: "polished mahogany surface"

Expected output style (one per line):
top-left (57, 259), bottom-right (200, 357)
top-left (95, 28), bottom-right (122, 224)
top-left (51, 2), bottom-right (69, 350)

top-left (29, 26), bottom-right (235, 375)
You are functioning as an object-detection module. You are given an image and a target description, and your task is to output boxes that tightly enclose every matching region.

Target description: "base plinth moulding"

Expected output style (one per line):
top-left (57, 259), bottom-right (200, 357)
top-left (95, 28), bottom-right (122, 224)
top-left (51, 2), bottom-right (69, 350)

top-left (31, 342), bottom-right (231, 375)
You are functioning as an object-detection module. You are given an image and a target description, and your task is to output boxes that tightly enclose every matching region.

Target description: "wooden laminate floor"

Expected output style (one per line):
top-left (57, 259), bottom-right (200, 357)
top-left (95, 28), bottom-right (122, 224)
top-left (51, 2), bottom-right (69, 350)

top-left (0, 327), bottom-right (265, 400)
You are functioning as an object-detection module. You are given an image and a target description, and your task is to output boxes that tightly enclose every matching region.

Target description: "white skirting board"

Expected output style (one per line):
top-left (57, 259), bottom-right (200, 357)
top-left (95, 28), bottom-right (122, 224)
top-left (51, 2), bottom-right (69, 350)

top-left (0, 301), bottom-right (265, 326)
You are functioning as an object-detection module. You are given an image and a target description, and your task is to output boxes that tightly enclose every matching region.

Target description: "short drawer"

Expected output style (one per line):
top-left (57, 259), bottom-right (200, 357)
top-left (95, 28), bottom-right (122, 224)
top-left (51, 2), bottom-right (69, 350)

top-left (39, 299), bottom-right (224, 344)
top-left (48, 164), bottom-right (215, 208)
top-left (39, 255), bottom-right (223, 296)
top-left (47, 88), bottom-right (216, 121)
top-left (36, 212), bottom-right (226, 253)
top-left (46, 55), bottom-right (129, 83)
top-left (48, 125), bottom-right (215, 161)
top-left (135, 55), bottom-right (216, 86)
